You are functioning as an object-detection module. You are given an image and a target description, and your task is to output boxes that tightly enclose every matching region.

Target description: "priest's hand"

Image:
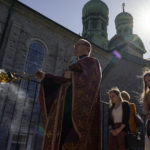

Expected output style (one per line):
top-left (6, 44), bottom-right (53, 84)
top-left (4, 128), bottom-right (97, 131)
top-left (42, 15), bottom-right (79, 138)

top-left (64, 71), bottom-right (72, 79)
top-left (35, 70), bottom-right (45, 80)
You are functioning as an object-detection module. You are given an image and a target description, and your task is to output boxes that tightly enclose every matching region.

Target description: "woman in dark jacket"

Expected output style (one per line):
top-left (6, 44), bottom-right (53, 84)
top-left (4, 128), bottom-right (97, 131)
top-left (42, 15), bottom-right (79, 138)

top-left (108, 87), bottom-right (130, 150)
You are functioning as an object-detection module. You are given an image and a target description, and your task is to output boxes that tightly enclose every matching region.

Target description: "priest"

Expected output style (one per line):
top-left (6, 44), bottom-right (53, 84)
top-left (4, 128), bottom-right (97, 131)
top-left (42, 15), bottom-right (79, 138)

top-left (35, 39), bottom-right (102, 150)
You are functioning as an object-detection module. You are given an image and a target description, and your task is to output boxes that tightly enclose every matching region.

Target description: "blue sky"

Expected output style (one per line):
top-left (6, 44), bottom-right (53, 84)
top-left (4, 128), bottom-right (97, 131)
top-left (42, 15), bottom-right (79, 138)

top-left (19, 0), bottom-right (150, 59)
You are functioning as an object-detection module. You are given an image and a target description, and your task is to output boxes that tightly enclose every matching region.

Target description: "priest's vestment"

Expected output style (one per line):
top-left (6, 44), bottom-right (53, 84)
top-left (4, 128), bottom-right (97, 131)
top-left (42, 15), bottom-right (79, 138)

top-left (39, 56), bottom-right (102, 150)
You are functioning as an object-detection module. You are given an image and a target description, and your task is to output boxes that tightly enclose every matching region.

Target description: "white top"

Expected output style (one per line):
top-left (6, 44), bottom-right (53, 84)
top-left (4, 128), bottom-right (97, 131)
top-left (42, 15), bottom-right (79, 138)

top-left (112, 104), bottom-right (123, 123)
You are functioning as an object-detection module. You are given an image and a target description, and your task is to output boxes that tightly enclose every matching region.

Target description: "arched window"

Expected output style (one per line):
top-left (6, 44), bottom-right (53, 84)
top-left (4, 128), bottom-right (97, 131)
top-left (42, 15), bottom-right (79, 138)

top-left (21, 41), bottom-right (45, 99)
top-left (25, 41), bottom-right (44, 74)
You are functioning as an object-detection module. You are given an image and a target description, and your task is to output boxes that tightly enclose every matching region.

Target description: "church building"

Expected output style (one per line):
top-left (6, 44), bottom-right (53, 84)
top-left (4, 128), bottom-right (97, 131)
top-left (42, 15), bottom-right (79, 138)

top-left (0, 0), bottom-right (149, 149)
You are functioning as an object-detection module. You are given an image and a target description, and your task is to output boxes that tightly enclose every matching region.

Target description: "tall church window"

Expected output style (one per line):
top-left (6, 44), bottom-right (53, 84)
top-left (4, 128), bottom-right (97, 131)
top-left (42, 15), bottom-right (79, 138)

top-left (21, 41), bottom-right (45, 99)
top-left (25, 41), bottom-right (44, 74)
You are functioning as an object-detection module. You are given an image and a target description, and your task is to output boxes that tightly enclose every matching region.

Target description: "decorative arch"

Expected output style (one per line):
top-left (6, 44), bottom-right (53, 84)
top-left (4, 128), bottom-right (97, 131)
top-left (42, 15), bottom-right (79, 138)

top-left (26, 38), bottom-right (48, 55)
top-left (25, 41), bottom-right (44, 74)
top-left (25, 38), bottom-right (48, 74)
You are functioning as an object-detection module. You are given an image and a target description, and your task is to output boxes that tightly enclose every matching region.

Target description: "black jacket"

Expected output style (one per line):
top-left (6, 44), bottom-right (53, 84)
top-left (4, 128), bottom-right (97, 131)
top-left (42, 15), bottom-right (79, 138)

top-left (108, 101), bottom-right (130, 132)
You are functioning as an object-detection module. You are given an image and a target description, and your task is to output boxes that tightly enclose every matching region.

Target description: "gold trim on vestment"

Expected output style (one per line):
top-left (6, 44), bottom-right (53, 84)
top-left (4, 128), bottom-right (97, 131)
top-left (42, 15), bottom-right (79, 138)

top-left (72, 72), bottom-right (82, 139)
top-left (51, 86), bottom-right (63, 150)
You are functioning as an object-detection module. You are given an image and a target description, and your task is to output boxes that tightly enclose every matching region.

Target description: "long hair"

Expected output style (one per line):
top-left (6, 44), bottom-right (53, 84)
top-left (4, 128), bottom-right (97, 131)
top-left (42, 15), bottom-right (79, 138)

top-left (108, 87), bottom-right (123, 107)
top-left (142, 71), bottom-right (150, 102)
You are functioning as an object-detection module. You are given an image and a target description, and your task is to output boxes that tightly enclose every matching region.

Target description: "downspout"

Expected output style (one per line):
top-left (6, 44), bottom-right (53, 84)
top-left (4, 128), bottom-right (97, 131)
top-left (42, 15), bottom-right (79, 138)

top-left (0, 0), bottom-right (17, 67)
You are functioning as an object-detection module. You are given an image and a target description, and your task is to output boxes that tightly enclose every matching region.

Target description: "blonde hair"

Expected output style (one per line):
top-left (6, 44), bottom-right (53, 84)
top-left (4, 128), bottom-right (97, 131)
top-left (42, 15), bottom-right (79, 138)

top-left (142, 71), bottom-right (150, 102)
top-left (108, 87), bottom-right (123, 102)
top-left (121, 91), bottom-right (130, 101)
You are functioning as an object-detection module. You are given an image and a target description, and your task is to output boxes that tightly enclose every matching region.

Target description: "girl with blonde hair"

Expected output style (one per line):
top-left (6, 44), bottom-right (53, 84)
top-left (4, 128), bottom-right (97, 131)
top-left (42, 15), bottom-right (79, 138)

top-left (108, 87), bottom-right (130, 150)
top-left (142, 71), bottom-right (150, 150)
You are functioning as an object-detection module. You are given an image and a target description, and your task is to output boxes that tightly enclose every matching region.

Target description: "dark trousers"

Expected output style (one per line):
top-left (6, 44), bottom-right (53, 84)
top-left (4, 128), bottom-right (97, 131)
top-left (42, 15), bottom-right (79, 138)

top-left (108, 131), bottom-right (128, 150)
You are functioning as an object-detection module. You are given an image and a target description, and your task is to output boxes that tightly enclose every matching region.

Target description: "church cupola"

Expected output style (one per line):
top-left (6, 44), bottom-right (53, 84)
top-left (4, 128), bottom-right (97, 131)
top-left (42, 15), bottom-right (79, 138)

top-left (82, 0), bottom-right (109, 49)
top-left (115, 3), bottom-right (133, 36)
top-left (109, 3), bottom-right (146, 58)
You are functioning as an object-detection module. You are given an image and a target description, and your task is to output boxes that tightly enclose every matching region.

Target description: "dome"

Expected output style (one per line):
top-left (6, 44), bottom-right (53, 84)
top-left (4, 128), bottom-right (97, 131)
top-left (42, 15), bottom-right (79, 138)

top-left (115, 12), bottom-right (133, 27)
top-left (108, 34), bottom-right (146, 54)
top-left (82, 0), bottom-right (109, 19)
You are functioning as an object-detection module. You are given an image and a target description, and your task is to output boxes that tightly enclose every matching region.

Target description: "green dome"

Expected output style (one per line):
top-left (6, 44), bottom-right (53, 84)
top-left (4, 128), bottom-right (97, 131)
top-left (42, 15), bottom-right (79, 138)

top-left (82, 0), bottom-right (109, 19)
top-left (115, 12), bottom-right (133, 26)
